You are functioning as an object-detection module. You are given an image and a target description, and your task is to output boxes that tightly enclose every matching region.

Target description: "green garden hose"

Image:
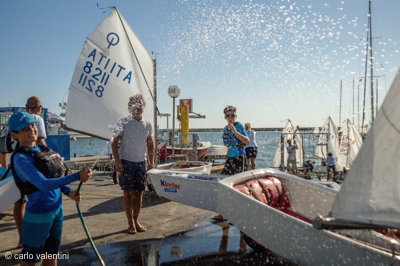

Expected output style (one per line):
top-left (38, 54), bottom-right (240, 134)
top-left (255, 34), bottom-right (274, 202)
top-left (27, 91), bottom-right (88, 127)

top-left (75, 181), bottom-right (106, 266)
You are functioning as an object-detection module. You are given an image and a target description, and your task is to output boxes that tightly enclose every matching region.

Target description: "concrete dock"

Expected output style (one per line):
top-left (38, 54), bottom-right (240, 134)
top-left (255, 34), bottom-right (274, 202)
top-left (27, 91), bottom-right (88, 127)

top-left (0, 176), bottom-right (215, 265)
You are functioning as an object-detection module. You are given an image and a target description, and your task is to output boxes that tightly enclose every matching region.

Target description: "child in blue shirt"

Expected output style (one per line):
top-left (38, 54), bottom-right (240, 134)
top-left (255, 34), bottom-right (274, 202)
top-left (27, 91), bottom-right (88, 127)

top-left (9, 112), bottom-right (92, 264)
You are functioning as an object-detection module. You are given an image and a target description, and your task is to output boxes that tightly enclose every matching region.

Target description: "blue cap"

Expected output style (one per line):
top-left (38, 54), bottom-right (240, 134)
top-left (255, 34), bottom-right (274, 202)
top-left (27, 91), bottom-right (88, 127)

top-left (8, 112), bottom-right (38, 131)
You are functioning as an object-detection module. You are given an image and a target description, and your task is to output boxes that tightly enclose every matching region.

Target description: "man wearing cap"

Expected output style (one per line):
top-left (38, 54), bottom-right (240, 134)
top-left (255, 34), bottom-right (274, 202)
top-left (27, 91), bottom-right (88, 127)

top-left (9, 111), bottom-right (92, 265)
top-left (112, 94), bottom-right (155, 234)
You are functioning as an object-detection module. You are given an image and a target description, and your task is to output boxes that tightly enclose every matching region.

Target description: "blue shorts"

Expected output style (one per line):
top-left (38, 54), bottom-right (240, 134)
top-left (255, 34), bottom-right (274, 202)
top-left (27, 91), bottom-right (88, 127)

top-left (119, 160), bottom-right (147, 191)
top-left (21, 207), bottom-right (63, 263)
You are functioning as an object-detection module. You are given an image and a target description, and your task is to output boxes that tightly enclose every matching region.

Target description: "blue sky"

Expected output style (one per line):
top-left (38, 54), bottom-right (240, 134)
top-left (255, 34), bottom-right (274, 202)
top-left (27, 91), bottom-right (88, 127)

top-left (1, 0), bottom-right (399, 129)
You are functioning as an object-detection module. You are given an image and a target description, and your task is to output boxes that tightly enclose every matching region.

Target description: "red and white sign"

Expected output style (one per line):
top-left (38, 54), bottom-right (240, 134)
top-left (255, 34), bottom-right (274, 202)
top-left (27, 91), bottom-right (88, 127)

top-left (179, 99), bottom-right (193, 112)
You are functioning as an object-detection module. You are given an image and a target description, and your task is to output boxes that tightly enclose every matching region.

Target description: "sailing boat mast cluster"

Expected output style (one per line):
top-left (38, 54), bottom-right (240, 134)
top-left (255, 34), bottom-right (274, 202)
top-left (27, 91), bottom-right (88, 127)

top-left (361, 0), bottom-right (376, 132)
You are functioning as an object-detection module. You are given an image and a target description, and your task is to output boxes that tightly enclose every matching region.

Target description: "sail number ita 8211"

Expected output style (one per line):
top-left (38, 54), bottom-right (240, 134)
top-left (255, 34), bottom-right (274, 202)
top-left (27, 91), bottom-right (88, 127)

top-left (78, 61), bottom-right (110, 97)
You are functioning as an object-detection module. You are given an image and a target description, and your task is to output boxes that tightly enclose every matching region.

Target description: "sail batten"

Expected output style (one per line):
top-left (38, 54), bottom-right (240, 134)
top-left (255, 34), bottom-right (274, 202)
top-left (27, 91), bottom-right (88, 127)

top-left (66, 8), bottom-right (155, 140)
top-left (330, 71), bottom-right (400, 229)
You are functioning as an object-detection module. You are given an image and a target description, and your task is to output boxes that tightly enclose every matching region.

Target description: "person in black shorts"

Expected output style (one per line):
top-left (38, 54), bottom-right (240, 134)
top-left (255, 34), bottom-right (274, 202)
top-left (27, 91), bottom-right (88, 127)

top-left (221, 106), bottom-right (249, 175)
top-left (112, 94), bottom-right (155, 234)
top-left (212, 106), bottom-right (249, 222)
top-left (244, 123), bottom-right (258, 170)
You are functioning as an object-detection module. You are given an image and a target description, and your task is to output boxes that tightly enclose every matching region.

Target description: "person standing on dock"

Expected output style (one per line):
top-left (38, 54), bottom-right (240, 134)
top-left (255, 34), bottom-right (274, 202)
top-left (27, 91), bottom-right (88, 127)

top-left (26, 96), bottom-right (47, 146)
top-left (0, 96), bottom-right (48, 249)
top-left (286, 139), bottom-right (298, 169)
top-left (212, 106), bottom-right (249, 222)
top-left (221, 106), bottom-right (249, 175)
top-left (8, 111), bottom-right (92, 265)
top-left (244, 122), bottom-right (258, 170)
top-left (326, 152), bottom-right (336, 180)
top-left (0, 96), bottom-right (46, 168)
top-left (112, 94), bottom-right (155, 234)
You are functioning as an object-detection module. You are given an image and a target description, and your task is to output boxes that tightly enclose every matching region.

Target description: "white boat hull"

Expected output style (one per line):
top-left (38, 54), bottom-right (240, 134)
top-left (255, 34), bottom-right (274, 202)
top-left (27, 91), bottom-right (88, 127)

top-left (148, 167), bottom-right (399, 264)
top-left (218, 168), bottom-right (400, 265)
top-left (0, 167), bottom-right (19, 213)
top-left (147, 168), bottom-right (227, 212)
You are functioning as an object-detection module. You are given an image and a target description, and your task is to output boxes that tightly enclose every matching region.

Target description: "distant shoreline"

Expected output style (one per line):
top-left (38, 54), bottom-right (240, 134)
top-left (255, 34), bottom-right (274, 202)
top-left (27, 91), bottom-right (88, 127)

top-left (159, 127), bottom-right (316, 132)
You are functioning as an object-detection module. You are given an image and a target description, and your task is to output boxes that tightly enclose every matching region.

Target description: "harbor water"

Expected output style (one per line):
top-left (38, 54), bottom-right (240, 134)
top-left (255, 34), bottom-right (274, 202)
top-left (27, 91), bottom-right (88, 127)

top-left (70, 130), bottom-right (320, 167)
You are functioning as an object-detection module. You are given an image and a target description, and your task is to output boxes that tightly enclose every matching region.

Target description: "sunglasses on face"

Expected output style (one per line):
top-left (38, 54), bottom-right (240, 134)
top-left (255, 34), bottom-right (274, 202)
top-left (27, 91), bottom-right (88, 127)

top-left (28, 105), bottom-right (42, 109)
top-left (225, 114), bottom-right (236, 118)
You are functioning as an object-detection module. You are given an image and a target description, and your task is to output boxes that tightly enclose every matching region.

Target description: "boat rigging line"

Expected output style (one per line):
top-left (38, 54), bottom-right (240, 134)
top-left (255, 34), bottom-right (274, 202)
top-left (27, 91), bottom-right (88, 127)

top-left (114, 8), bottom-right (161, 117)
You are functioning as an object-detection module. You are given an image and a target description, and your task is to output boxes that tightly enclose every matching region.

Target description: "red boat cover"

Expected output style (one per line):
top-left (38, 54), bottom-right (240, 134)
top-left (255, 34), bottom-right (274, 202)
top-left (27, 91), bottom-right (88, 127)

top-left (235, 176), bottom-right (291, 209)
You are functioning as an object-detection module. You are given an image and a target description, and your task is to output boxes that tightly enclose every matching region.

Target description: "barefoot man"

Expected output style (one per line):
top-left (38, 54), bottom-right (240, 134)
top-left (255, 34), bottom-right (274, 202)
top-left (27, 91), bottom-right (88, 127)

top-left (112, 94), bottom-right (155, 234)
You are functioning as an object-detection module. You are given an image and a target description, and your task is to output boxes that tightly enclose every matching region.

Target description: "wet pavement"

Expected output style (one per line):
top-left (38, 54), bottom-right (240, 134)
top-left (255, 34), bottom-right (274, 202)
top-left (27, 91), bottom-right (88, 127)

top-left (0, 176), bottom-right (294, 265)
top-left (60, 219), bottom-right (294, 265)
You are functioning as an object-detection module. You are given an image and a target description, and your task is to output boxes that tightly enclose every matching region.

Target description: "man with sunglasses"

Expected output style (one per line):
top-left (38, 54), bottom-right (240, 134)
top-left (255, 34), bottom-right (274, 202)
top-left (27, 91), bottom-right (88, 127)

top-left (112, 94), bottom-right (155, 234)
top-left (212, 106), bottom-right (250, 222)
top-left (221, 105), bottom-right (250, 175)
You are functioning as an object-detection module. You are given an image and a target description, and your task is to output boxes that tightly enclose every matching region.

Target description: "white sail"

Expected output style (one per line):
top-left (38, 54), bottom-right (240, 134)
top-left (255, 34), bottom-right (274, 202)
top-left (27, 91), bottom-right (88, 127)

top-left (314, 116), bottom-right (339, 160)
top-left (272, 120), bottom-right (303, 168)
top-left (336, 119), bottom-right (363, 171)
top-left (330, 71), bottom-right (400, 229)
top-left (66, 8), bottom-right (155, 140)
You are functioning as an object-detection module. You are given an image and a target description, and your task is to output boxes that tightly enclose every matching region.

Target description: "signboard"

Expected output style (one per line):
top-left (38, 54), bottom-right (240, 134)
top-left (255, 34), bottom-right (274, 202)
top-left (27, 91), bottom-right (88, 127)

top-left (168, 85), bottom-right (180, 98)
top-left (179, 99), bottom-right (193, 112)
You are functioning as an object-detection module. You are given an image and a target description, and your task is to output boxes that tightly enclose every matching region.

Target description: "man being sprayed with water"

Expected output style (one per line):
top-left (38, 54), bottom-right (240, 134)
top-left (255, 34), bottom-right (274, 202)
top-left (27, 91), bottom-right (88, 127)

top-left (212, 106), bottom-right (249, 222)
top-left (112, 94), bottom-right (155, 234)
top-left (221, 105), bottom-right (249, 175)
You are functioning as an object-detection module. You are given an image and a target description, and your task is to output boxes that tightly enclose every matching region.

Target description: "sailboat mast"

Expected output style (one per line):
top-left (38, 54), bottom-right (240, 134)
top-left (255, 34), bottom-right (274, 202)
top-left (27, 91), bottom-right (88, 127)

top-left (357, 79), bottom-right (360, 130)
top-left (361, 0), bottom-right (371, 133)
top-left (352, 77), bottom-right (355, 125)
top-left (376, 78), bottom-right (379, 115)
top-left (368, 0), bottom-right (375, 123)
top-left (339, 80), bottom-right (342, 128)
top-left (153, 58), bottom-right (158, 164)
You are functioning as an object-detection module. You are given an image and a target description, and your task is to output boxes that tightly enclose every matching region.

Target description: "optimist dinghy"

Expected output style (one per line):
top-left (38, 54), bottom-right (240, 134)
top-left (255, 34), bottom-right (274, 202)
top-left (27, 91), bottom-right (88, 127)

top-left (0, 167), bottom-right (19, 212)
top-left (217, 168), bottom-right (399, 265)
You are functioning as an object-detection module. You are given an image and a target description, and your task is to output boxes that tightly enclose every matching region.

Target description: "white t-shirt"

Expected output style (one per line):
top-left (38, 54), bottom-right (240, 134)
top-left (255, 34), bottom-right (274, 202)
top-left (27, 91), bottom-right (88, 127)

top-left (31, 114), bottom-right (47, 138)
top-left (245, 130), bottom-right (257, 148)
top-left (117, 116), bottom-right (153, 162)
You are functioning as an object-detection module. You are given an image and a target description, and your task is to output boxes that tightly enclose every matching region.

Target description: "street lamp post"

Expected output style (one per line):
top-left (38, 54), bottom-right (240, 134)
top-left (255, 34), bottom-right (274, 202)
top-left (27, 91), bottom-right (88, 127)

top-left (168, 86), bottom-right (180, 156)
